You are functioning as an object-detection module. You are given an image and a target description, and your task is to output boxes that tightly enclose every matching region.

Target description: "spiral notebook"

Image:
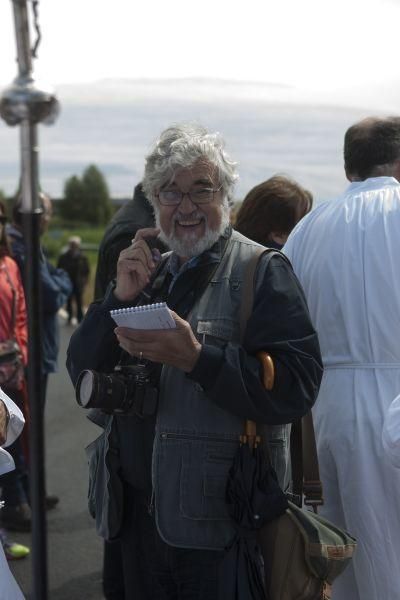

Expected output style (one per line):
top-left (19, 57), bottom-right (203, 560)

top-left (110, 302), bottom-right (176, 330)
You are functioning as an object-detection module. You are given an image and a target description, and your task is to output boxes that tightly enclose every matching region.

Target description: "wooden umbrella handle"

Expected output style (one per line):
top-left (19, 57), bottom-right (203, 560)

top-left (242, 352), bottom-right (275, 447)
top-left (256, 351), bottom-right (275, 390)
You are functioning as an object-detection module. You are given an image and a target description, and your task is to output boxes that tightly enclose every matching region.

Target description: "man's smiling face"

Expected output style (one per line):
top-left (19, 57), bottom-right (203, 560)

top-left (155, 161), bottom-right (229, 261)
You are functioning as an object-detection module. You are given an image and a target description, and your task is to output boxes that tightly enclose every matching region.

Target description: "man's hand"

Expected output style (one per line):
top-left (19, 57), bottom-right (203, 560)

top-left (114, 227), bottom-right (161, 302)
top-left (0, 400), bottom-right (8, 446)
top-left (115, 312), bottom-right (202, 373)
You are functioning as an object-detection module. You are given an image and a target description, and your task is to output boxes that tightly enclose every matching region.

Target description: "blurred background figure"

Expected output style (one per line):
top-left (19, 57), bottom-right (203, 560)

top-left (57, 236), bottom-right (90, 324)
top-left (6, 192), bottom-right (72, 513)
top-left (94, 182), bottom-right (166, 299)
top-left (8, 192), bottom-right (72, 411)
top-left (235, 175), bottom-right (313, 249)
top-left (0, 201), bottom-right (30, 556)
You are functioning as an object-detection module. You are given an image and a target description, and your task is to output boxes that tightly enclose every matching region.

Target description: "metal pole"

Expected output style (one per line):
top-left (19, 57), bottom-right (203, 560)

top-left (0, 3), bottom-right (59, 593)
top-left (20, 120), bottom-right (48, 600)
top-left (10, 2), bottom-right (47, 597)
top-left (12, 0), bottom-right (32, 78)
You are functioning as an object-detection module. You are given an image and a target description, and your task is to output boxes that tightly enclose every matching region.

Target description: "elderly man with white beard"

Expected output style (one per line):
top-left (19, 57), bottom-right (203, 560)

top-left (67, 123), bottom-right (322, 600)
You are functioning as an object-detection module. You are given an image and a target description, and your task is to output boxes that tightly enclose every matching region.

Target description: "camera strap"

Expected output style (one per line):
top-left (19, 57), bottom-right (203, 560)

top-left (135, 232), bottom-right (231, 322)
top-left (165, 234), bottom-right (231, 320)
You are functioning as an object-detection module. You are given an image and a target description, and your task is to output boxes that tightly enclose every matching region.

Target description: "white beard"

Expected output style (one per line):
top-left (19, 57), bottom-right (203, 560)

top-left (155, 202), bottom-right (230, 259)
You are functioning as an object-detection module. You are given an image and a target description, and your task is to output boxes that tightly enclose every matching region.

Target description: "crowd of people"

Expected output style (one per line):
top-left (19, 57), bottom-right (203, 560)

top-left (1, 116), bottom-right (400, 599)
top-left (0, 194), bottom-right (75, 579)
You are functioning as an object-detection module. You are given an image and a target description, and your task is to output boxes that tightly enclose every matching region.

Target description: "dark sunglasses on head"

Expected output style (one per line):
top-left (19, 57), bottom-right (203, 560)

top-left (0, 216), bottom-right (7, 225)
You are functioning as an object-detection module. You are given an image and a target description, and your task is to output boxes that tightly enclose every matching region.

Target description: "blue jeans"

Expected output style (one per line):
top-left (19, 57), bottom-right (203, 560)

top-left (119, 486), bottom-right (223, 600)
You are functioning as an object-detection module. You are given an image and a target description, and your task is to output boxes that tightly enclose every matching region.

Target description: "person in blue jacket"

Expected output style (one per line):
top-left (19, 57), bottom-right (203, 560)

top-left (8, 193), bottom-right (72, 397)
top-left (2, 192), bottom-right (72, 529)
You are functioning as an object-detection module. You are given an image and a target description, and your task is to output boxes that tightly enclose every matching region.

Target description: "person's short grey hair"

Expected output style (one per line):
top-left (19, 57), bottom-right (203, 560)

top-left (142, 123), bottom-right (238, 205)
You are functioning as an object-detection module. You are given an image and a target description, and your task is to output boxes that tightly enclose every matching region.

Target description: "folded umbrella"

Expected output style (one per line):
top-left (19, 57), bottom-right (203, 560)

top-left (218, 421), bottom-right (289, 600)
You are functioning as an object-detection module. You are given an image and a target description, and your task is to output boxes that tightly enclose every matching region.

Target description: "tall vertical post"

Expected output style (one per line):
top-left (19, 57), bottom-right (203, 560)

top-left (13, 3), bottom-right (47, 598)
top-left (0, 2), bottom-right (59, 598)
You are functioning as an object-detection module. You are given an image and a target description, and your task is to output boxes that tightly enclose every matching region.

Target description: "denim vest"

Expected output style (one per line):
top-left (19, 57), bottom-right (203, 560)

top-left (152, 231), bottom-right (291, 550)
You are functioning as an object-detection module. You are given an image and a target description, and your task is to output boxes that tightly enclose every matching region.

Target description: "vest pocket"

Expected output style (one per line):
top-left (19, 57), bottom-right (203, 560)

top-left (179, 437), bottom-right (239, 521)
top-left (196, 318), bottom-right (240, 345)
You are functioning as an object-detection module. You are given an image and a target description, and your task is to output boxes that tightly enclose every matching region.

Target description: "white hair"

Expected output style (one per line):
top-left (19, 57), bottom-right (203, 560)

top-left (142, 123), bottom-right (238, 206)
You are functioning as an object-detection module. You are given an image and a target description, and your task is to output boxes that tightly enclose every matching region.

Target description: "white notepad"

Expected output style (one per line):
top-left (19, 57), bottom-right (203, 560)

top-left (110, 302), bottom-right (176, 330)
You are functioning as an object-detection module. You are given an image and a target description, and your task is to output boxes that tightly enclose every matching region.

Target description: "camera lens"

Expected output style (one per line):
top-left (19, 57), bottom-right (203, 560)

top-left (77, 371), bottom-right (95, 407)
top-left (76, 370), bottom-right (98, 408)
top-left (75, 368), bottom-right (131, 412)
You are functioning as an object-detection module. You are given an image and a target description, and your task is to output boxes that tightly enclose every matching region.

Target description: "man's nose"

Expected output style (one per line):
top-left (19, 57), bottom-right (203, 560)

top-left (179, 192), bottom-right (197, 212)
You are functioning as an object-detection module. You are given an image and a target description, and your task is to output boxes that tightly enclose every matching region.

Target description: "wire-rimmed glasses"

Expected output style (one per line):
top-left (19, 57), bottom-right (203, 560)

top-left (157, 186), bottom-right (222, 206)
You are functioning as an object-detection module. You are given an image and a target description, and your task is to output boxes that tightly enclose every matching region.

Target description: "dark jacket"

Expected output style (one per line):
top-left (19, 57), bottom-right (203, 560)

top-left (67, 229), bottom-right (323, 545)
top-left (94, 183), bottom-right (166, 299)
top-left (8, 225), bottom-right (72, 373)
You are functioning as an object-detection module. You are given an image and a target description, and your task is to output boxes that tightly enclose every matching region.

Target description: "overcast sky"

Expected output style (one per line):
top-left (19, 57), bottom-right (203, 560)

top-left (1, 0), bottom-right (399, 94)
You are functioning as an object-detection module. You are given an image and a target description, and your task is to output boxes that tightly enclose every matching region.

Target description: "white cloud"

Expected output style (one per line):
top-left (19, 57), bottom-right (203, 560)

top-left (1, 0), bottom-right (399, 93)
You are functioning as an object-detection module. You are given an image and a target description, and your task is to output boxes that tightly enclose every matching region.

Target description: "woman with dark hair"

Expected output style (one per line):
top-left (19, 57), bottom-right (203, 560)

top-left (235, 175), bottom-right (313, 249)
top-left (0, 200), bottom-right (30, 560)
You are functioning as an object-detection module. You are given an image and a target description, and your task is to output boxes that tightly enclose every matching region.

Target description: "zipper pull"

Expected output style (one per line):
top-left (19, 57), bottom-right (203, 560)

top-left (148, 489), bottom-right (155, 516)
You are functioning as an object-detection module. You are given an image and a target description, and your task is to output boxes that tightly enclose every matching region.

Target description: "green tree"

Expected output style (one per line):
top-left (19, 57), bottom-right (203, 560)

top-left (0, 189), bottom-right (12, 217)
top-left (81, 164), bottom-right (113, 224)
top-left (60, 175), bottom-right (85, 221)
top-left (60, 165), bottom-right (113, 224)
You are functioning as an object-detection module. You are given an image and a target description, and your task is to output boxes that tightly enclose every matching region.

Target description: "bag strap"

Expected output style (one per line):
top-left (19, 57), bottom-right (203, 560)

top-left (239, 247), bottom-right (267, 340)
top-left (239, 247), bottom-right (323, 511)
top-left (239, 246), bottom-right (286, 447)
top-left (239, 247), bottom-right (288, 339)
top-left (291, 414), bottom-right (323, 511)
top-left (301, 413), bottom-right (323, 511)
top-left (1, 262), bottom-right (17, 335)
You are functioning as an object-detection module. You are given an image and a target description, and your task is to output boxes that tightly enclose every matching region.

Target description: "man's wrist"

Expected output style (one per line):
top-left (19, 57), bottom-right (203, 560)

top-left (102, 281), bottom-right (136, 312)
top-left (183, 341), bottom-right (202, 373)
top-left (114, 283), bottom-right (134, 303)
top-left (187, 344), bottom-right (224, 387)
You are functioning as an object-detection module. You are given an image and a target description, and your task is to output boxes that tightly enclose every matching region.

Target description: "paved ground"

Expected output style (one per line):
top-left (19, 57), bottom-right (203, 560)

top-left (8, 316), bottom-right (104, 599)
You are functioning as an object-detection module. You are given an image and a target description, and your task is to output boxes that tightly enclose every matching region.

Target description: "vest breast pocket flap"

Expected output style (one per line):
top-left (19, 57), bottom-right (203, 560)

top-left (196, 318), bottom-right (240, 346)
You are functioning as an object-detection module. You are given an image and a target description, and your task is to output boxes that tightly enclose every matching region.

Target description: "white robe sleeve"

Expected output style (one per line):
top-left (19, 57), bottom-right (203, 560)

top-left (0, 387), bottom-right (25, 476)
top-left (0, 387), bottom-right (26, 597)
top-left (0, 543), bottom-right (25, 599)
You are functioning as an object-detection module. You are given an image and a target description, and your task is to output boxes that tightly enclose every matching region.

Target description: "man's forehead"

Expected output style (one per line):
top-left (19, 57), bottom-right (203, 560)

top-left (168, 161), bottom-right (218, 186)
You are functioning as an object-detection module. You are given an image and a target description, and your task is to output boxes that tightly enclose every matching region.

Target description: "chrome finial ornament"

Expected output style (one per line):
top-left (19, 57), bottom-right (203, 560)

top-left (0, 74), bottom-right (59, 126)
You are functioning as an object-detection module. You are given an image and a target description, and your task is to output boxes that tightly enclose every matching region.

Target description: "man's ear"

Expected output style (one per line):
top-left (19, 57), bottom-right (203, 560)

top-left (269, 232), bottom-right (288, 246)
top-left (392, 160), bottom-right (400, 183)
top-left (345, 167), bottom-right (354, 182)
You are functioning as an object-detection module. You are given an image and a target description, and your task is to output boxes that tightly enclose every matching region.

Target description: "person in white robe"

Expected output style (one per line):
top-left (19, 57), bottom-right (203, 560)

top-left (284, 116), bottom-right (400, 600)
top-left (0, 386), bottom-right (25, 600)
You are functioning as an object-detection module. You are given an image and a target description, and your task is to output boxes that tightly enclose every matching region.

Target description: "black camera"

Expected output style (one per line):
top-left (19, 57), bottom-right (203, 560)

top-left (75, 363), bottom-right (158, 418)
